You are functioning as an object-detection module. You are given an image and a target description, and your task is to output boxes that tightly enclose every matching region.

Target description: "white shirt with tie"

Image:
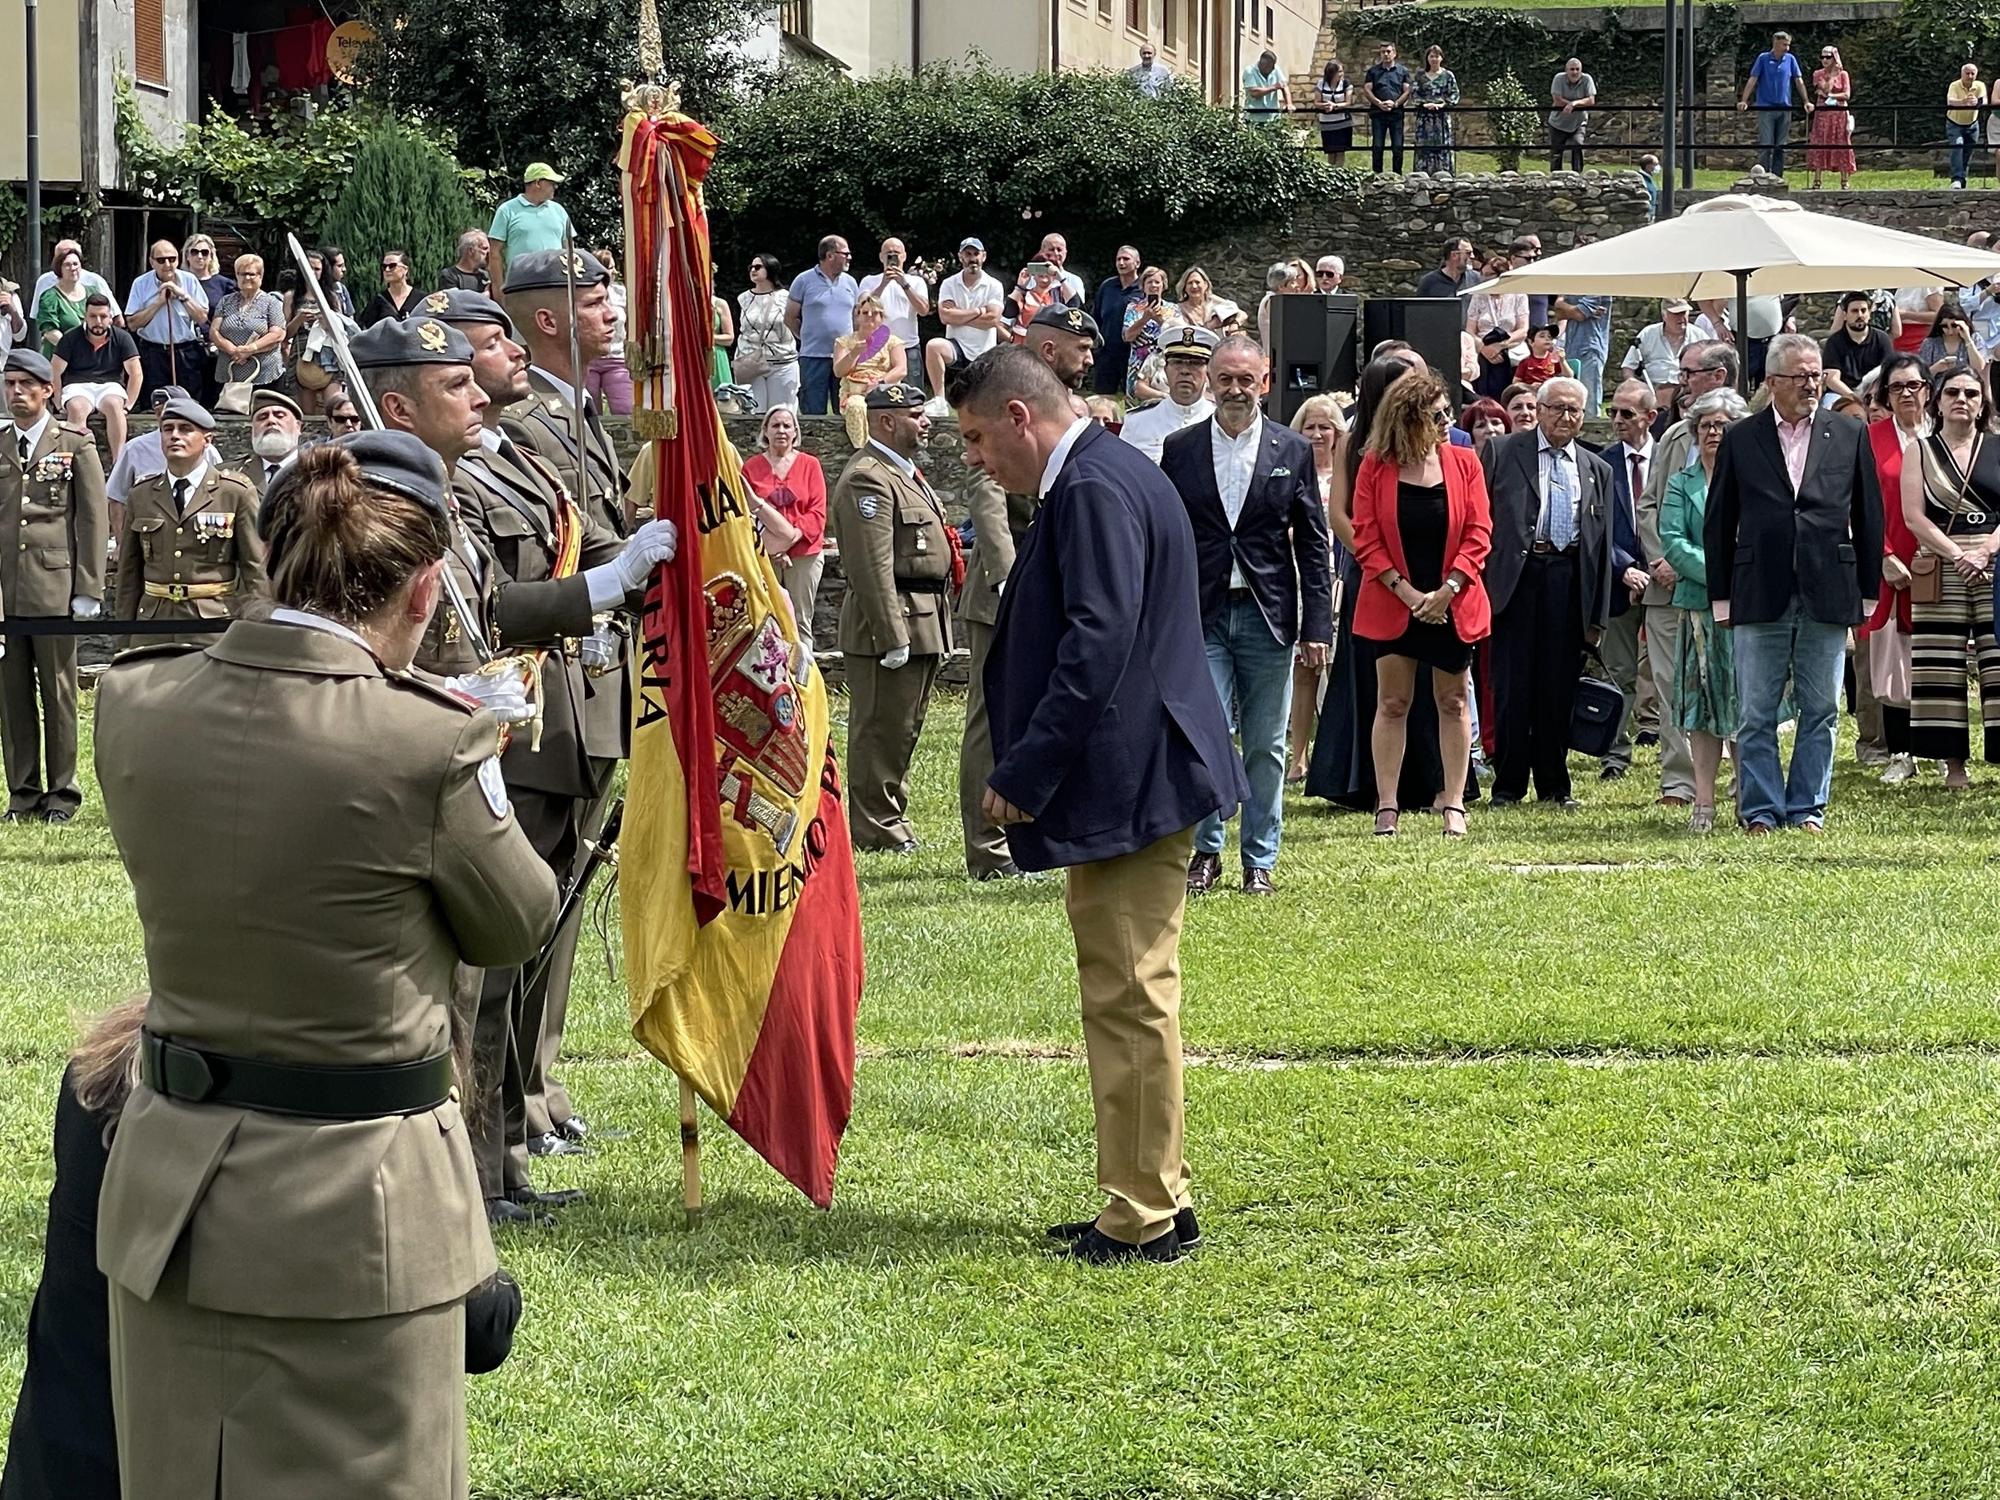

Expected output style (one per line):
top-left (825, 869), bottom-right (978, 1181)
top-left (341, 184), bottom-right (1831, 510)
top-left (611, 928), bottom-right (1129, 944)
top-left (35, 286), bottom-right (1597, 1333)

top-left (12, 413), bottom-right (51, 463)
top-left (1535, 431), bottom-right (1581, 547)
top-left (1617, 437), bottom-right (1653, 506)
top-left (164, 456), bottom-right (214, 515)
top-left (1212, 413), bottom-right (1262, 590)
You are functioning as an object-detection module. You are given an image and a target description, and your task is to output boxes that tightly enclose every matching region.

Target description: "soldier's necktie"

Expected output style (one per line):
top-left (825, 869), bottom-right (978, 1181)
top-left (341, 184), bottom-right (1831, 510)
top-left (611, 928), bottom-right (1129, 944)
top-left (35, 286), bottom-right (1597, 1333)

top-left (1545, 450), bottom-right (1577, 552)
top-left (173, 478), bottom-right (190, 517)
top-left (16, 433), bottom-right (27, 463)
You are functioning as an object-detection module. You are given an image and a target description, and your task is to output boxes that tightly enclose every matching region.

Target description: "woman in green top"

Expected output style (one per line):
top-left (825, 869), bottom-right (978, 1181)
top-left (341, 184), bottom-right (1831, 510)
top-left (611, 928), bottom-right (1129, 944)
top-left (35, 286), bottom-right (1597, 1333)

top-left (35, 248), bottom-right (90, 352)
top-left (1659, 386), bottom-right (1753, 832)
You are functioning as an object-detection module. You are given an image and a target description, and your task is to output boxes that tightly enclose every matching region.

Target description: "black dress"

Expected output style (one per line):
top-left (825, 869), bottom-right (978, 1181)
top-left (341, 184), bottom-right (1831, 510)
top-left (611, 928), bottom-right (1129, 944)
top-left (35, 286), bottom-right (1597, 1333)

top-left (1383, 480), bottom-right (1474, 673)
top-left (1, 1066), bottom-right (119, 1500)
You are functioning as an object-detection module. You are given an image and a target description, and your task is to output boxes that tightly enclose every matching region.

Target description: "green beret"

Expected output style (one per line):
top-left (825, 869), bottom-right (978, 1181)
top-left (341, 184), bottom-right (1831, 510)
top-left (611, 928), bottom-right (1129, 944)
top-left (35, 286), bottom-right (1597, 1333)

top-left (503, 248), bottom-right (610, 295)
top-left (349, 318), bottom-right (474, 369)
top-left (251, 388), bottom-right (303, 420)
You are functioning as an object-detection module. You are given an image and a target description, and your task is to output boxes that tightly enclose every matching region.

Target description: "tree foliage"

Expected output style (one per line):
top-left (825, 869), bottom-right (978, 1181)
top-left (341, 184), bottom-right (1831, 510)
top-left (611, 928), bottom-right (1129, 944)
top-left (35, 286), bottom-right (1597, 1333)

top-left (707, 62), bottom-right (1343, 282)
top-left (319, 124), bottom-right (478, 303)
top-left (354, 0), bottom-right (762, 245)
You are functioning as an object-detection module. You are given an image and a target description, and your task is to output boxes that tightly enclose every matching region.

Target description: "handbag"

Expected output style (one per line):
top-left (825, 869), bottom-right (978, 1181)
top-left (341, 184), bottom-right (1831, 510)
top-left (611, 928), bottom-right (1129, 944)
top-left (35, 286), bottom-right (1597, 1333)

top-left (1910, 433), bottom-right (1982, 606)
top-left (215, 376), bottom-right (255, 416)
top-left (1569, 649), bottom-right (1627, 757)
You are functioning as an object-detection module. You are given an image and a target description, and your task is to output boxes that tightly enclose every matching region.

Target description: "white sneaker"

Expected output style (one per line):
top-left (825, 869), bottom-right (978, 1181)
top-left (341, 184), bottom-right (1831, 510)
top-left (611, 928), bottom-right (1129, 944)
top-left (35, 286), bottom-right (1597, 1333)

top-left (1881, 753), bottom-right (1916, 785)
top-left (923, 395), bottom-right (952, 420)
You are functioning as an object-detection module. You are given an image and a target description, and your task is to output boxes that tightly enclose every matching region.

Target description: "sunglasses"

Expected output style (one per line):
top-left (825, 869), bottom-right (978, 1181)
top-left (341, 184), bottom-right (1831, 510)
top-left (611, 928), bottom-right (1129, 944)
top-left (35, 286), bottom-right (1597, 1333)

top-left (1611, 406), bottom-right (1645, 420)
top-left (188, 247), bottom-right (212, 256)
top-left (1430, 408), bottom-right (1452, 426)
top-left (382, 261), bottom-right (403, 270)
top-left (328, 411), bottom-right (362, 426)
top-left (1943, 386), bottom-right (1983, 400)
top-left (1316, 270), bottom-right (1340, 279)
top-left (153, 255), bottom-right (178, 264)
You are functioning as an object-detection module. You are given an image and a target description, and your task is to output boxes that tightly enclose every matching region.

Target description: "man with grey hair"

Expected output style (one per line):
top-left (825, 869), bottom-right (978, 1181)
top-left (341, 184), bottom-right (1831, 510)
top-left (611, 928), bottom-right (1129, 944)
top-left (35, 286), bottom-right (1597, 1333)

top-left (1548, 57), bottom-right (1597, 171)
top-left (1636, 339), bottom-right (1739, 804)
top-left (437, 230), bottom-right (493, 294)
top-left (1314, 256), bottom-right (1345, 291)
top-left (1481, 374), bottom-right (1617, 807)
top-left (1703, 331), bottom-right (1881, 833)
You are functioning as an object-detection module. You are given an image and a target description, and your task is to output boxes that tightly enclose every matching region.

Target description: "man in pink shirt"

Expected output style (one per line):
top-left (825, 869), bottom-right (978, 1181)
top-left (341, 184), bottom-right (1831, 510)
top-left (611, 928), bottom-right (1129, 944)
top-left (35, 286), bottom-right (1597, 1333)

top-left (1702, 333), bottom-right (1883, 833)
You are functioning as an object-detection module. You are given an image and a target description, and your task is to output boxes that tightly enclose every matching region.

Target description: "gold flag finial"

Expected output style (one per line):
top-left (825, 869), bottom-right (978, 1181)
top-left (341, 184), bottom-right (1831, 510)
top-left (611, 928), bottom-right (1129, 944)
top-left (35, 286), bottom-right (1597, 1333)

top-left (637, 0), bottom-right (663, 77)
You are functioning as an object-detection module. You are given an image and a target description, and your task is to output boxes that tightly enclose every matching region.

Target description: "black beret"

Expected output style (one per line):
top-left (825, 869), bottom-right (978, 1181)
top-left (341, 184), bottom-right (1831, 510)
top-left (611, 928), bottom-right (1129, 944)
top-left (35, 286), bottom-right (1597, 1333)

top-left (863, 381), bottom-right (928, 410)
top-left (349, 317), bottom-right (473, 369)
top-left (3, 350), bottom-right (53, 384)
top-left (157, 396), bottom-right (216, 431)
top-left (420, 288), bottom-right (517, 340)
top-left (328, 430), bottom-right (449, 519)
top-left (1029, 303), bottom-right (1102, 348)
top-left (503, 248), bottom-right (611, 295)
top-left (251, 388), bottom-right (303, 420)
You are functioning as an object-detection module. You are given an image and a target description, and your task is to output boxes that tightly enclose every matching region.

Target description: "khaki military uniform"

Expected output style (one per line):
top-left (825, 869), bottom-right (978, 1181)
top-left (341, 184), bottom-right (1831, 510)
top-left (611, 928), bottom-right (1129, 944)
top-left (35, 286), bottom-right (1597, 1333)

top-left (413, 491), bottom-right (503, 680)
top-left (0, 419), bottom-right (108, 817)
top-left (829, 442), bottom-right (955, 849)
top-left (453, 430), bottom-right (629, 1186)
top-left (957, 475), bottom-right (1041, 876)
top-left (115, 463), bottom-right (265, 647)
top-left (240, 456), bottom-right (289, 502)
top-left (93, 618), bottom-right (556, 1500)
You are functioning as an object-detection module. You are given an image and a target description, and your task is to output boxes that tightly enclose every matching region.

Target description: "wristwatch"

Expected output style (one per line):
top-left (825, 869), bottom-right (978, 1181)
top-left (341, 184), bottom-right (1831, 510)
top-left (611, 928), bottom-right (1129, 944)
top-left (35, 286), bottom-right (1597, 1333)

top-left (1443, 577), bottom-right (1463, 595)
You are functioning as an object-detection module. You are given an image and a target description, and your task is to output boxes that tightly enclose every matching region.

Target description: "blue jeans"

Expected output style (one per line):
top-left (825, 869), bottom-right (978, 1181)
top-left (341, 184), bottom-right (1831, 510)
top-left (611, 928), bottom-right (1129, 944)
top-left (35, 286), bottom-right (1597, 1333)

top-left (1756, 108), bottom-right (1790, 176)
top-left (1949, 121), bottom-right (1979, 185)
top-left (1574, 352), bottom-right (1606, 418)
top-left (798, 356), bottom-right (837, 416)
top-left (1733, 599), bottom-right (1847, 828)
top-left (1195, 595), bottom-right (1294, 869)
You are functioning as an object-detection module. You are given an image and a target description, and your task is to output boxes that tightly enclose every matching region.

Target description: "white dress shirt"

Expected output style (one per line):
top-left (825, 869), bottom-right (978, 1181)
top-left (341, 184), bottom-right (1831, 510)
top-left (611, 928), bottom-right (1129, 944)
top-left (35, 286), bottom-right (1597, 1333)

top-left (270, 607), bottom-right (374, 653)
top-left (1213, 413), bottom-right (1262, 589)
top-left (1038, 417), bottom-right (1093, 497)
top-left (1617, 437), bottom-right (1653, 503)
top-left (1535, 431), bottom-right (1580, 541)
top-left (164, 455), bottom-right (213, 512)
top-left (1118, 396), bottom-right (1214, 464)
top-left (867, 438), bottom-right (918, 482)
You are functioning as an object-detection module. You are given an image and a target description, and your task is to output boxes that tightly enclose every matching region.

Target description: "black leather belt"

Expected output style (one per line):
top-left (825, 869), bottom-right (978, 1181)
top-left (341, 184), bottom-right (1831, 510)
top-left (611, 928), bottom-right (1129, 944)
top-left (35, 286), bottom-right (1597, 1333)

top-left (139, 1029), bottom-right (455, 1120)
top-left (1530, 540), bottom-right (1577, 556)
top-left (895, 578), bottom-right (948, 594)
top-left (1228, 586), bottom-right (1257, 600)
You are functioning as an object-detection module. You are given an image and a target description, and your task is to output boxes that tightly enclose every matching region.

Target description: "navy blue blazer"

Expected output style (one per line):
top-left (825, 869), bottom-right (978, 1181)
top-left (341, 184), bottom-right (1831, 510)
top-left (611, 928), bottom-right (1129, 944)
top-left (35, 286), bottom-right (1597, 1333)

top-left (1597, 439), bottom-right (1649, 620)
top-left (1158, 418), bottom-right (1334, 646)
top-left (984, 422), bottom-right (1247, 872)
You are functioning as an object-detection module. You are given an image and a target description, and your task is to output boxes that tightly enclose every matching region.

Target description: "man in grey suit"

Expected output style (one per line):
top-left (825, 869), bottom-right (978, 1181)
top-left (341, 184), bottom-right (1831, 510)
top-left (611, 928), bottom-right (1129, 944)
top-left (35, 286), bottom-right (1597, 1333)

top-left (1480, 375), bottom-right (1617, 807)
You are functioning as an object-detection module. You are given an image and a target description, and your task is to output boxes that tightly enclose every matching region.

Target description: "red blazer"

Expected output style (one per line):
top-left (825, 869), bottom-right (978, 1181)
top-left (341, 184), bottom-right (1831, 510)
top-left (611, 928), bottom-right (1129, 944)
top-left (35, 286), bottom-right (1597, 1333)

top-left (1859, 417), bottom-right (1917, 637)
top-left (1351, 443), bottom-right (1494, 644)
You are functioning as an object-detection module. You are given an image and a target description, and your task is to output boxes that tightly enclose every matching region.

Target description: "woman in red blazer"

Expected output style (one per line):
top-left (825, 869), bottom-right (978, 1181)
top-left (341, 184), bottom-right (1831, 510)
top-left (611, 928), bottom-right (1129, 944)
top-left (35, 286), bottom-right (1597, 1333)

top-left (1351, 368), bottom-right (1494, 838)
top-left (1858, 352), bottom-right (1928, 783)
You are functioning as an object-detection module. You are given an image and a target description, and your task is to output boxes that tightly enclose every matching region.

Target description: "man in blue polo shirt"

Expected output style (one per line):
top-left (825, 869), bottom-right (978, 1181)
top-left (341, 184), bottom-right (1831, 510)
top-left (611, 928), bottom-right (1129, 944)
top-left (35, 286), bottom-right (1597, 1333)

top-left (785, 236), bottom-right (858, 416)
top-left (1738, 31), bottom-right (1811, 177)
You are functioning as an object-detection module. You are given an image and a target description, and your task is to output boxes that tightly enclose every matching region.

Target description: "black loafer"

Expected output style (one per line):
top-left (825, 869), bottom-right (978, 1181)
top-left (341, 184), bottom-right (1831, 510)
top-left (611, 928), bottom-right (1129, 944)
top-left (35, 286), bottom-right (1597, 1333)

top-left (511, 1185), bottom-right (586, 1210)
top-left (1049, 1207), bottom-right (1201, 1250)
top-left (975, 862), bottom-right (1024, 882)
top-left (40, 807), bottom-right (75, 825)
top-left (486, 1197), bottom-right (551, 1227)
top-left (889, 838), bottom-right (919, 854)
top-left (1062, 1226), bottom-right (1185, 1265)
top-left (528, 1131), bottom-right (587, 1157)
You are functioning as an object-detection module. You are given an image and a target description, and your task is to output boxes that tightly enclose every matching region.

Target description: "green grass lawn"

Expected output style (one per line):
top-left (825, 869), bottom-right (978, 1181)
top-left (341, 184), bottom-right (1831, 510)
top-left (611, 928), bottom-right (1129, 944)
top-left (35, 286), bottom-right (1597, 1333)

top-left (8, 697), bottom-right (2000, 1497)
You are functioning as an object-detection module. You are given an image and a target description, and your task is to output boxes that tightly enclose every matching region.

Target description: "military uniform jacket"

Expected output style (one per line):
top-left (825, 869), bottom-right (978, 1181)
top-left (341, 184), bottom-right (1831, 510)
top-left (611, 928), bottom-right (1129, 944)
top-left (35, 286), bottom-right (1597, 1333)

top-left (956, 474), bottom-right (1040, 627)
top-left (238, 456), bottom-right (289, 502)
top-left (92, 620), bottom-right (557, 1320)
top-left (502, 370), bottom-right (632, 758)
top-left (1, 420), bottom-right (108, 618)
top-left (116, 465), bottom-right (266, 624)
top-left (454, 433), bottom-right (627, 798)
top-left (830, 446), bottom-right (956, 658)
top-left (415, 501), bottom-right (500, 679)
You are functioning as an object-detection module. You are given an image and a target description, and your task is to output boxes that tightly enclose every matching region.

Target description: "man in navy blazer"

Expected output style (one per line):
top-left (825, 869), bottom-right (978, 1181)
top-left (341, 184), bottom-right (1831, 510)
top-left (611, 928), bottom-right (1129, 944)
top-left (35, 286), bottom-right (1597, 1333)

top-left (1595, 380), bottom-right (1665, 781)
top-left (1159, 336), bottom-right (1332, 896)
top-left (1481, 375), bottom-right (1618, 806)
top-left (952, 346), bottom-right (1244, 1266)
top-left (1703, 333), bottom-right (1882, 832)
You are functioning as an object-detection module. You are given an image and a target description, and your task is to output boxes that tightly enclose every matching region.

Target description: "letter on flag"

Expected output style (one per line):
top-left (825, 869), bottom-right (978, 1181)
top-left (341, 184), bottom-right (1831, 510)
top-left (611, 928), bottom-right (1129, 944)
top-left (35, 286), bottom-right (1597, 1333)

top-left (617, 101), bottom-right (864, 1208)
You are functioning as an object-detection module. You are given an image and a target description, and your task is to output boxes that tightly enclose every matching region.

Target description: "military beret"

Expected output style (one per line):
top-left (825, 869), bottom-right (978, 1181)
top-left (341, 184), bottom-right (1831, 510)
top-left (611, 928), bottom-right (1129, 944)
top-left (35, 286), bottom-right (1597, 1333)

top-left (1159, 326), bottom-right (1220, 361)
top-left (503, 248), bottom-right (610, 295)
top-left (251, 388), bottom-right (303, 420)
top-left (3, 349), bottom-right (53, 384)
top-left (149, 384), bottom-right (190, 410)
top-left (327, 431), bottom-right (450, 520)
top-left (420, 287), bottom-right (517, 339)
top-left (349, 317), bottom-right (473, 369)
top-left (1030, 303), bottom-right (1103, 348)
top-left (157, 396), bottom-right (216, 431)
top-left (863, 381), bottom-right (928, 411)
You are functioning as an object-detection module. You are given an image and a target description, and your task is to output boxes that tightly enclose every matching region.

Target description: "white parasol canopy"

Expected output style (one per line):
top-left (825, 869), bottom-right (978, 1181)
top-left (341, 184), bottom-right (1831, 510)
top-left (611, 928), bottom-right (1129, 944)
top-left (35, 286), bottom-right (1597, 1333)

top-left (1461, 194), bottom-right (2000, 300)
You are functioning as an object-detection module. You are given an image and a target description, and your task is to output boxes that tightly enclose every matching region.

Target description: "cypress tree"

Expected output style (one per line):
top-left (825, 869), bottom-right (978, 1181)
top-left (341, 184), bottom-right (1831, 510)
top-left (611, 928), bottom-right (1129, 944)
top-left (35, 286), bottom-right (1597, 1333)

top-left (319, 123), bottom-right (477, 306)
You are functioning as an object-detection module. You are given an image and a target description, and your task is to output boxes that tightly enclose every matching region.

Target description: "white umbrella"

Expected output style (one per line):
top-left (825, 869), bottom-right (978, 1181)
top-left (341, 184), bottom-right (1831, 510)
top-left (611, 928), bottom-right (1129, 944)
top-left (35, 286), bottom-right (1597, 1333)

top-left (1461, 194), bottom-right (2000, 391)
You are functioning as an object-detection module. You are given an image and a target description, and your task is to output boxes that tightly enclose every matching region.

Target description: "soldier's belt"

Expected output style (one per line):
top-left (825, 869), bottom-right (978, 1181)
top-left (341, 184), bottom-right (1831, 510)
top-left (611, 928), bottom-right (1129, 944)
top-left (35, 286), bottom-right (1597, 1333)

top-left (139, 1029), bottom-right (455, 1120)
top-left (143, 581), bottom-right (236, 602)
top-left (894, 578), bottom-right (949, 594)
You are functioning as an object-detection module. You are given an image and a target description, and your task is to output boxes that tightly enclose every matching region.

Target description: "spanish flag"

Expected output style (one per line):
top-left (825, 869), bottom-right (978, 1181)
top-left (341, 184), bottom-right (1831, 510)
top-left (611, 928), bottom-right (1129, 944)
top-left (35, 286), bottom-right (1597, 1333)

top-left (618, 105), bottom-right (864, 1207)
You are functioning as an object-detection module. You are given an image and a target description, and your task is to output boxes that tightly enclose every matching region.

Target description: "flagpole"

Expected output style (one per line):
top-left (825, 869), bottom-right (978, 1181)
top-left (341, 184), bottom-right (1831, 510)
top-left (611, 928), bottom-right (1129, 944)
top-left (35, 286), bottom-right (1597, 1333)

top-left (678, 1076), bottom-right (703, 1223)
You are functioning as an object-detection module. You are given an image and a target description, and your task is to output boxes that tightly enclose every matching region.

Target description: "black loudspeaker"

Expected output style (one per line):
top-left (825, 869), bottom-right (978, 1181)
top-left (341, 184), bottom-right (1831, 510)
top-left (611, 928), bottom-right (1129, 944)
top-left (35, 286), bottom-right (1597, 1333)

top-left (1267, 293), bottom-right (1360, 426)
top-left (1362, 297), bottom-right (1467, 410)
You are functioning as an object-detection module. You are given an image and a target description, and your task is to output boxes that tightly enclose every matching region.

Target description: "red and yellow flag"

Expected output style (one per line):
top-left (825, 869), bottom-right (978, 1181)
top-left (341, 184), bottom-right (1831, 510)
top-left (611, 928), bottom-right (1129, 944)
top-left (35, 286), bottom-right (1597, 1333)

top-left (618, 105), bottom-right (864, 1207)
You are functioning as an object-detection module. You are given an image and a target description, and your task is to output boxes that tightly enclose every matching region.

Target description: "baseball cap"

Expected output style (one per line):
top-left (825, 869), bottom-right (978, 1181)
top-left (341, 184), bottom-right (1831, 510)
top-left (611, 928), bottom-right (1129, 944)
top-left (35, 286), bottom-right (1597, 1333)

top-left (524, 162), bottom-right (565, 185)
top-left (959, 237), bottom-right (985, 253)
top-left (1663, 298), bottom-right (1693, 313)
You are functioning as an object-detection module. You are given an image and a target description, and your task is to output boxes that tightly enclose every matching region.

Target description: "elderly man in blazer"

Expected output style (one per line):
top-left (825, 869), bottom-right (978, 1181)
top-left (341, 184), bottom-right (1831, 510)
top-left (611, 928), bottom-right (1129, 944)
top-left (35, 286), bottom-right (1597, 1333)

top-left (1481, 375), bottom-right (1617, 807)
top-left (1160, 335), bottom-right (1331, 895)
top-left (1704, 332), bottom-right (1882, 833)
top-left (953, 346), bottom-right (1244, 1265)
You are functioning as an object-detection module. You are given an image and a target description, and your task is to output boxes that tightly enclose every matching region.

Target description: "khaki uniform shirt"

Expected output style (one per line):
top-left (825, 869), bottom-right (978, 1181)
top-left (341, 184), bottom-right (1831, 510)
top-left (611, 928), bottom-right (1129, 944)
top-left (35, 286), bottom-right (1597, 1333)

top-left (0, 418), bottom-right (108, 618)
top-left (828, 444), bottom-right (955, 658)
top-left (415, 499), bottom-right (499, 679)
top-left (956, 474), bottom-right (1039, 628)
top-left (116, 464), bottom-right (265, 637)
top-left (93, 619), bottom-right (557, 1320)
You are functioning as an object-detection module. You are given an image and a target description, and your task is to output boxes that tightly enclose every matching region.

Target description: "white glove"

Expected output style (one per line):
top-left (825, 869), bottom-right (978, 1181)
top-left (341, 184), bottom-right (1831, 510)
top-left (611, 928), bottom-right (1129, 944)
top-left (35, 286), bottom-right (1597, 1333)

top-left (881, 644), bottom-right (911, 671)
top-left (586, 517), bottom-right (679, 609)
top-left (446, 671), bottom-right (535, 724)
top-left (70, 595), bottom-right (101, 621)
